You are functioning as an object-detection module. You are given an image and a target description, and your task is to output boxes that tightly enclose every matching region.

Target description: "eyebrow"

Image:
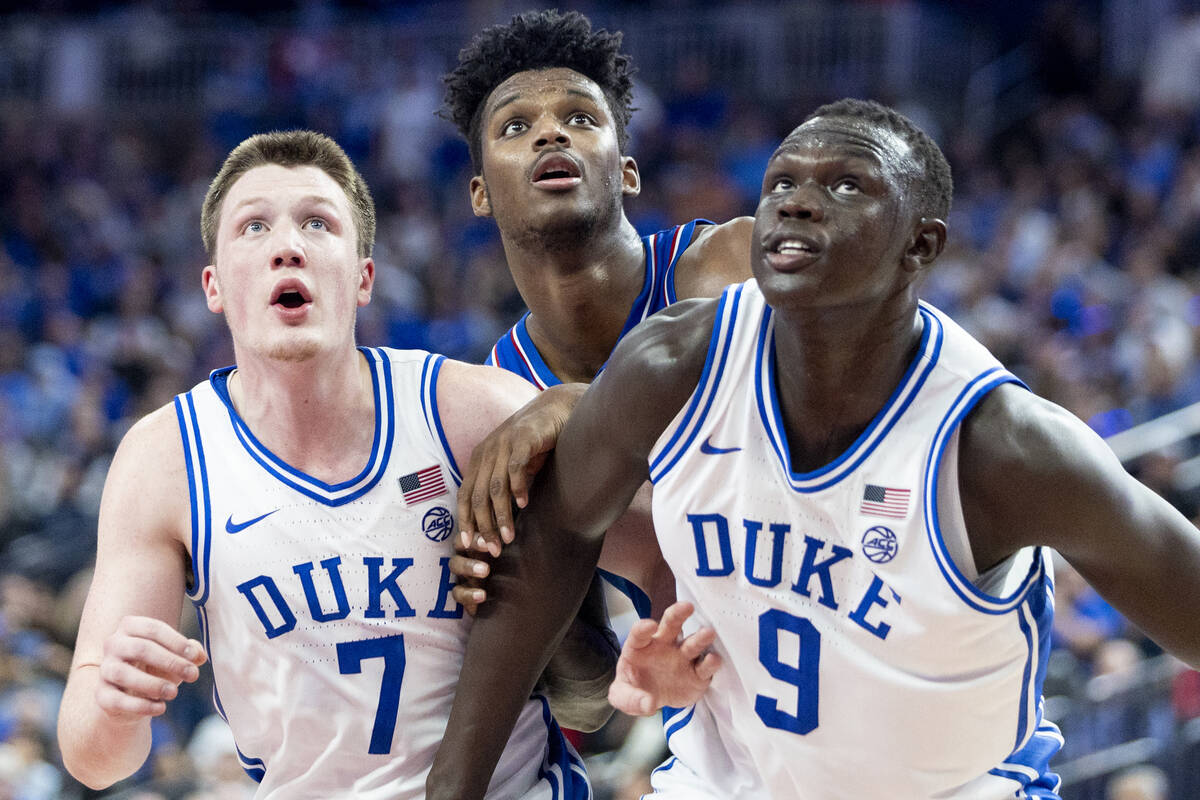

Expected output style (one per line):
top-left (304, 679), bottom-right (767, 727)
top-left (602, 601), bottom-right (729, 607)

top-left (488, 87), bottom-right (601, 117)
top-left (228, 194), bottom-right (342, 214)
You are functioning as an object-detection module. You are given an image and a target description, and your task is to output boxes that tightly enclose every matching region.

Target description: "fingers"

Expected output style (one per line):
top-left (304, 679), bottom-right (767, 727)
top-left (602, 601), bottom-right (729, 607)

top-left (655, 601), bottom-right (695, 642)
top-left (450, 584), bottom-right (487, 614)
top-left (693, 651), bottom-right (722, 682)
top-left (678, 626), bottom-right (717, 662)
top-left (623, 619), bottom-right (660, 652)
top-left (486, 457), bottom-right (515, 548)
top-left (95, 616), bottom-right (206, 720)
top-left (607, 680), bottom-right (657, 717)
top-left (448, 554), bottom-right (489, 581)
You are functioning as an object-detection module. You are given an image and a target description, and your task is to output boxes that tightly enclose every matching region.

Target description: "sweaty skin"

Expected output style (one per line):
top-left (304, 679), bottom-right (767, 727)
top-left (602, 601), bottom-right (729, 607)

top-left (425, 112), bottom-right (1200, 800)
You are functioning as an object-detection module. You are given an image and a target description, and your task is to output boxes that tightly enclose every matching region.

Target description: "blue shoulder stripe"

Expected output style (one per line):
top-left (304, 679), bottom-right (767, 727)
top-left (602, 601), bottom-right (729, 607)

top-left (649, 284), bottom-right (742, 483)
top-left (924, 368), bottom-right (1044, 614)
top-left (175, 392), bottom-right (212, 605)
top-left (420, 354), bottom-right (462, 485)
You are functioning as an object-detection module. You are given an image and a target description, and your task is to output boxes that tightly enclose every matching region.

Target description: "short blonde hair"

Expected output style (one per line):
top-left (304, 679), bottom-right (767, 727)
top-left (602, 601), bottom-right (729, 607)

top-left (201, 130), bottom-right (375, 259)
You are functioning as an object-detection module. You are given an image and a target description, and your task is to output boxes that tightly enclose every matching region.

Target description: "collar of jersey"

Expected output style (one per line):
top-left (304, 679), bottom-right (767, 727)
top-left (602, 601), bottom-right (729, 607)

top-left (754, 303), bottom-right (943, 493)
top-left (507, 227), bottom-right (676, 389)
top-left (207, 346), bottom-right (395, 506)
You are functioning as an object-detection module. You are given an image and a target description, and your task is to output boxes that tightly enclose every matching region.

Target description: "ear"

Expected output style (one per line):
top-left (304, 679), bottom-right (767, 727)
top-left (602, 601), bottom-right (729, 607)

top-left (902, 218), bottom-right (947, 273)
top-left (469, 175), bottom-right (492, 217)
top-left (201, 265), bottom-right (223, 313)
top-left (357, 258), bottom-right (375, 307)
top-left (620, 156), bottom-right (641, 198)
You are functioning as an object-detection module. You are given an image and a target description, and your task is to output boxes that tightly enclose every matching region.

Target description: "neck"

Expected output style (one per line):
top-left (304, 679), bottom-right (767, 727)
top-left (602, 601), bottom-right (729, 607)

top-left (227, 346), bottom-right (376, 482)
top-left (503, 216), bottom-right (646, 383)
top-left (771, 297), bottom-right (923, 472)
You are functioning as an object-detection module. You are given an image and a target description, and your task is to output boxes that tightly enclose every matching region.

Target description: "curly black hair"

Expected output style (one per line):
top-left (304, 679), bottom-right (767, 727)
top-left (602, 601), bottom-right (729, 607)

top-left (443, 9), bottom-right (635, 174)
top-left (800, 98), bottom-right (953, 220)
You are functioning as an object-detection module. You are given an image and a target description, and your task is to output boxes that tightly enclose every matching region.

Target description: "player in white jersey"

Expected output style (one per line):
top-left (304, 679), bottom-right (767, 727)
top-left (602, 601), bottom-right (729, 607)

top-left (426, 100), bottom-right (1200, 800)
top-left (56, 130), bottom-right (607, 797)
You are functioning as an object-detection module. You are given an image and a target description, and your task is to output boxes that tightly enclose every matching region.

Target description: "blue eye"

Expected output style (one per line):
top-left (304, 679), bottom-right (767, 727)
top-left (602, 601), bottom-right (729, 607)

top-left (245, 221), bottom-right (264, 233)
top-left (306, 218), bottom-right (326, 231)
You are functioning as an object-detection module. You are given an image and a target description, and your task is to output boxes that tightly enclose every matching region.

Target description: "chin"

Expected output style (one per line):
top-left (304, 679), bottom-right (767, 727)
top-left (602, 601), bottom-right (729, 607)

top-left (265, 338), bottom-right (322, 363)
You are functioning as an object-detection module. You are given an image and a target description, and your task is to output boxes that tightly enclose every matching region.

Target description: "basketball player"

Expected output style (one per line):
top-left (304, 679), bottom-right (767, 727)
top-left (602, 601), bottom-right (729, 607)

top-left (441, 9), bottom-right (752, 616)
top-left (56, 131), bottom-right (608, 797)
top-left (426, 100), bottom-right (1200, 799)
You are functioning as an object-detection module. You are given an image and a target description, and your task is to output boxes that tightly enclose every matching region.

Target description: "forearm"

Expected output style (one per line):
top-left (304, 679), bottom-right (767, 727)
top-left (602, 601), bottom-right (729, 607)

top-left (426, 502), bottom-right (604, 799)
top-left (58, 667), bottom-right (152, 789)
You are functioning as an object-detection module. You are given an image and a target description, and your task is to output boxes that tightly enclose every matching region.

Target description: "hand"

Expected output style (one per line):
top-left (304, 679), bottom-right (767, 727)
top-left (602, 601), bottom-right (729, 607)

top-left (607, 602), bottom-right (721, 716)
top-left (457, 383), bottom-right (586, 558)
top-left (449, 545), bottom-right (491, 615)
top-left (94, 615), bottom-right (207, 721)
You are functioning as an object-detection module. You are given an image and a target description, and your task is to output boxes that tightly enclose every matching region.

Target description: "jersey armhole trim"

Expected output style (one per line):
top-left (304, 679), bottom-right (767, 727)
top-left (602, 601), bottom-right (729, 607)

top-left (175, 392), bottom-right (212, 605)
top-left (421, 353), bottom-right (462, 486)
top-left (924, 369), bottom-right (1042, 613)
top-left (649, 284), bottom-right (743, 483)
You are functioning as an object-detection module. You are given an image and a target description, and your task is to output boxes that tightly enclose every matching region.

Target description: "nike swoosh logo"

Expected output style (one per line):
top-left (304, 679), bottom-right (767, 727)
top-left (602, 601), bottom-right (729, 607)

top-left (699, 436), bottom-right (741, 455)
top-left (225, 509), bottom-right (279, 534)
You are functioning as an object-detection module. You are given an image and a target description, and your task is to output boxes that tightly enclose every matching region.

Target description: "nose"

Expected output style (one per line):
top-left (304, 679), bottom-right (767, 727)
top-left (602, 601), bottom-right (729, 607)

top-left (532, 114), bottom-right (571, 149)
top-left (271, 225), bottom-right (306, 268)
top-left (778, 181), bottom-right (824, 222)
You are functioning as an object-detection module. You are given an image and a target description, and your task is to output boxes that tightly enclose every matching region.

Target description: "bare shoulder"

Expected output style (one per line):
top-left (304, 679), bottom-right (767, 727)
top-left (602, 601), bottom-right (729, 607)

top-left (434, 360), bottom-right (540, 469)
top-left (436, 360), bottom-right (539, 425)
top-left (673, 217), bottom-right (755, 300)
top-left (102, 402), bottom-right (191, 549)
top-left (958, 383), bottom-right (1137, 566)
top-left (960, 383), bottom-right (1119, 492)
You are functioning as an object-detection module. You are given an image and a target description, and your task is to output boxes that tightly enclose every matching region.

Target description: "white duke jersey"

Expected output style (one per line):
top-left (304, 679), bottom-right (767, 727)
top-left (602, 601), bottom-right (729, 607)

top-left (646, 282), bottom-right (1062, 799)
top-left (172, 347), bottom-right (589, 799)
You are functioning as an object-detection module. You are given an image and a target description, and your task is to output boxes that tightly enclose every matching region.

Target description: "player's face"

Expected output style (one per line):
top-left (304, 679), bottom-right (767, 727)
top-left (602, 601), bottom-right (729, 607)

top-left (471, 67), bottom-right (639, 246)
top-left (751, 117), bottom-right (923, 312)
top-left (202, 164), bottom-right (374, 363)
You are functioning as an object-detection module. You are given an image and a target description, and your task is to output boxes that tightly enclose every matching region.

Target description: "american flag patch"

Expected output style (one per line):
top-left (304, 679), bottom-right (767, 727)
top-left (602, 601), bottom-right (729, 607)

top-left (399, 465), bottom-right (447, 506)
top-left (860, 484), bottom-right (910, 519)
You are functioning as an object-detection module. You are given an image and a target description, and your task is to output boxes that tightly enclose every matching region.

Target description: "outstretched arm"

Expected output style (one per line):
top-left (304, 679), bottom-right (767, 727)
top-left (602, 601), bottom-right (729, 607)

top-left (960, 384), bottom-right (1200, 668)
top-left (426, 299), bottom-right (717, 800)
top-left (58, 406), bottom-right (205, 789)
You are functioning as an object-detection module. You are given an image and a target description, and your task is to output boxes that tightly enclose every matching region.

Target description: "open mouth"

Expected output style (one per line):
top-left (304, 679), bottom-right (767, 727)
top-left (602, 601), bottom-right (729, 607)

top-left (532, 153), bottom-right (582, 183)
top-left (274, 291), bottom-right (307, 309)
top-left (767, 236), bottom-right (820, 256)
top-left (270, 280), bottom-right (313, 309)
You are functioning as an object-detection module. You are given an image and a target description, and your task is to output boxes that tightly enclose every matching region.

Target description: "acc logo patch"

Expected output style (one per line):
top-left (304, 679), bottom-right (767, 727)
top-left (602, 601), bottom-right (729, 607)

top-left (861, 525), bottom-right (898, 564)
top-left (423, 506), bottom-right (454, 543)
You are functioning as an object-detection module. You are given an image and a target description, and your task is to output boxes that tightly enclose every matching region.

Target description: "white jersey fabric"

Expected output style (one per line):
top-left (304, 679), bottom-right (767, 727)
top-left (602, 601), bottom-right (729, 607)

top-left (646, 282), bottom-right (1062, 799)
top-left (173, 347), bottom-right (589, 800)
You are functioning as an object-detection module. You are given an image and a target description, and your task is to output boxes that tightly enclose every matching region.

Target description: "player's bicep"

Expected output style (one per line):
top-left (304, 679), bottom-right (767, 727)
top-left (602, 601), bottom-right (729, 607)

top-left (72, 408), bottom-right (192, 665)
top-left (434, 359), bottom-right (538, 474)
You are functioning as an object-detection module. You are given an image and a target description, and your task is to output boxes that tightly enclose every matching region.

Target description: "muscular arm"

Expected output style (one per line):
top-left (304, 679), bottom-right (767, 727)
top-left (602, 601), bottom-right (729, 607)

top-left (960, 384), bottom-right (1200, 667)
top-left (673, 216), bottom-right (754, 300)
top-left (58, 405), bottom-right (203, 789)
top-left (426, 300), bottom-right (717, 800)
top-left (437, 361), bottom-right (616, 732)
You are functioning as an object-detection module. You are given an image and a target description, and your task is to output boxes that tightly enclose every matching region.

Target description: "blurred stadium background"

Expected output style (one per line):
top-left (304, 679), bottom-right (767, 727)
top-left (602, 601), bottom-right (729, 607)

top-left (1, 1), bottom-right (1199, 798)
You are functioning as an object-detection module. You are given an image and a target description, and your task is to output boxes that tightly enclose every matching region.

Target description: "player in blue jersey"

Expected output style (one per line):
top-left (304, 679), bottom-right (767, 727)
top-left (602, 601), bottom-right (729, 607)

top-left (426, 100), bottom-right (1200, 799)
top-left (441, 9), bottom-right (753, 619)
top-left (56, 130), bottom-right (613, 797)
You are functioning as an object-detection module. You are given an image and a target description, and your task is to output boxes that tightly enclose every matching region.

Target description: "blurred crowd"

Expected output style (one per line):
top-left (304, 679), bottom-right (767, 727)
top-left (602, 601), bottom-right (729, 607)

top-left (2, 2), bottom-right (1200, 798)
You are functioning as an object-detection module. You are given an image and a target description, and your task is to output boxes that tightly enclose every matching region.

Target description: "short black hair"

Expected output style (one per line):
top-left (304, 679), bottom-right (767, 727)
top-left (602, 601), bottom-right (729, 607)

top-left (801, 98), bottom-right (953, 220)
top-left (443, 9), bottom-right (635, 174)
